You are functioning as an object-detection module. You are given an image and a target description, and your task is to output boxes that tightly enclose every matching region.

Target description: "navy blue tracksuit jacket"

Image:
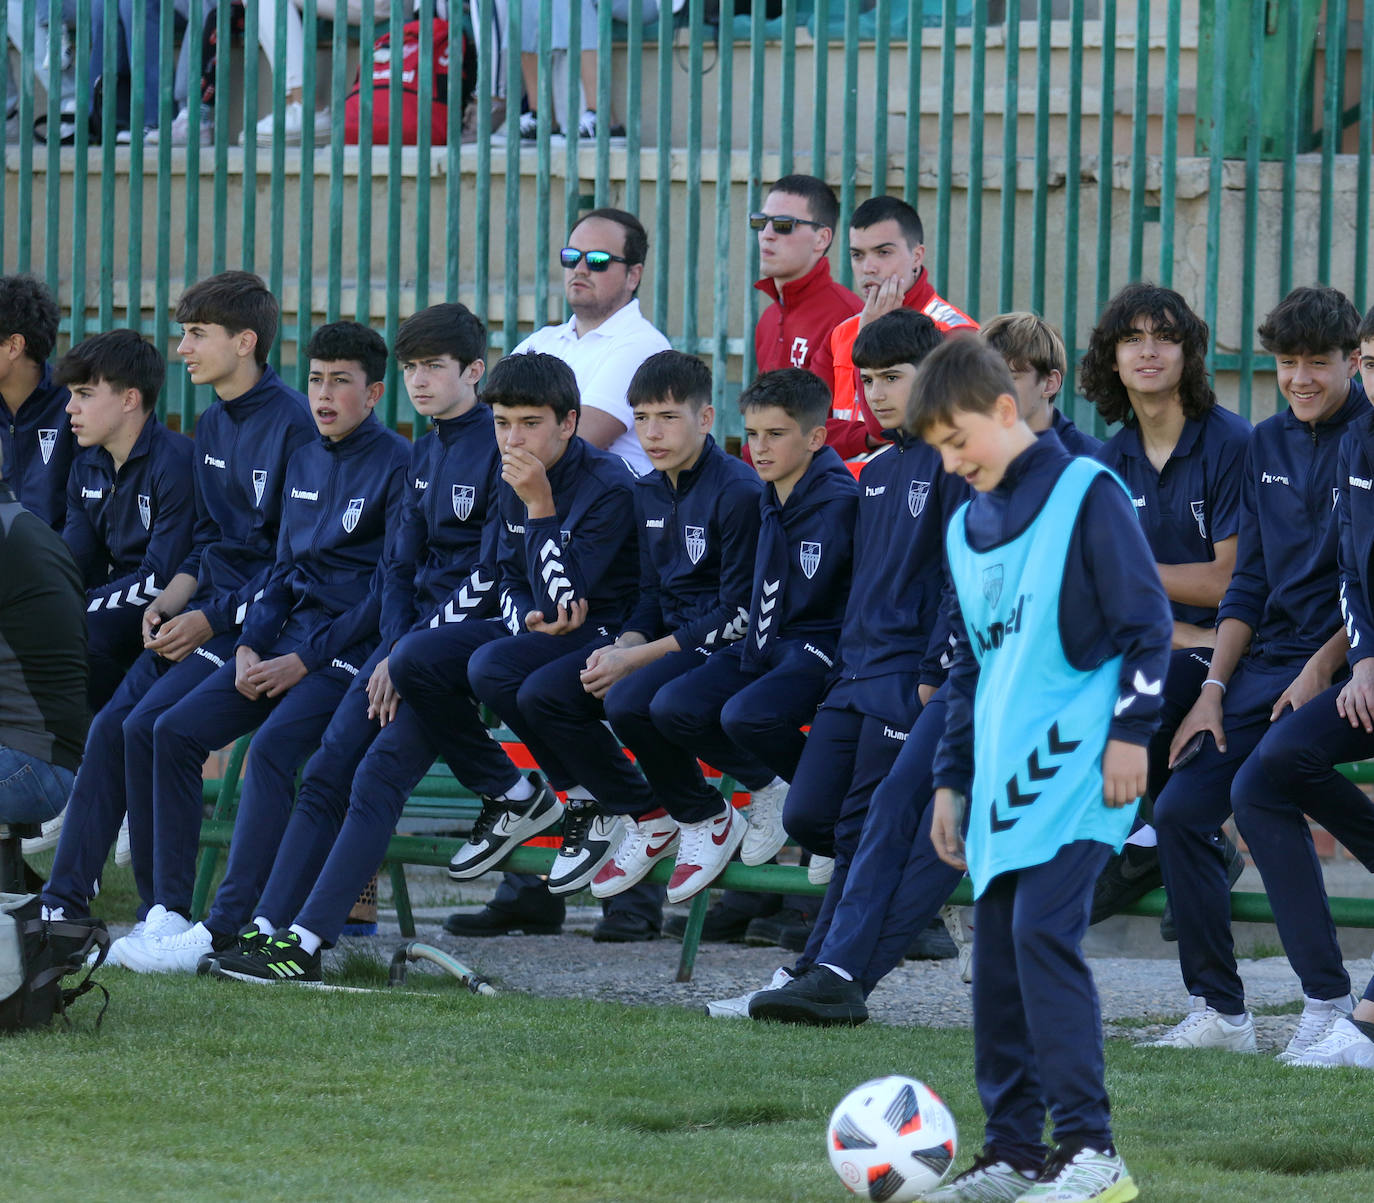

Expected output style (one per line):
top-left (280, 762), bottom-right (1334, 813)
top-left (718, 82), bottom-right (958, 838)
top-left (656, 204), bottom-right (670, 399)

top-left (1, 362), bottom-right (75, 529)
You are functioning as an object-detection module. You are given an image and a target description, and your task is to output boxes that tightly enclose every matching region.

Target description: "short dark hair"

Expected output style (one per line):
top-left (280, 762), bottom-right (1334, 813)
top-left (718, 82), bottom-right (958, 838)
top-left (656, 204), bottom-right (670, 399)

top-left (0, 274), bottom-right (60, 365)
top-left (907, 336), bottom-right (1017, 437)
top-left (1258, 285), bottom-right (1362, 357)
top-left (393, 303), bottom-right (487, 367)
top-left (306, 321), bottom-right (389, 385)
top-left (767, 174), bottom-right (840, 233)
top-left (627, 350), bottom-right (712, 413)
top-left (1079, 283), bottom-right (1215, 425)
top-left (738, 368), bottom-right (832, 431)
top-left (174, 271), bottom-right (279, 366)
top-left (852, 309), bottom-right (943, 371)
top-left (850, 195), bottom-right (924, 247)
top-left (570, 207), bottom-right (648, 268)
top-left (486, 353), bottom-right (580, 423)
top-left (1358, 304), bottom-right (1374, 347)
top-left (55, 329), bottom-right (166, 414)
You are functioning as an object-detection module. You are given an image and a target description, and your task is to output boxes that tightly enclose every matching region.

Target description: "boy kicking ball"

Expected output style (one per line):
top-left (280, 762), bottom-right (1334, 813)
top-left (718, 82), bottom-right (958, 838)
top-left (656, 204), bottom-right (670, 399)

top-left (916, 338), bottom-right (1171, 1203)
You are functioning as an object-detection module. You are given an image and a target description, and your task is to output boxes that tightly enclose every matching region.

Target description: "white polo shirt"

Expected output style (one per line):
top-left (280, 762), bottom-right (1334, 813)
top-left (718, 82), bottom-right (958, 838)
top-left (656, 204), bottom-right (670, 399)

top-left (512, 298), bottom-right (670, 475)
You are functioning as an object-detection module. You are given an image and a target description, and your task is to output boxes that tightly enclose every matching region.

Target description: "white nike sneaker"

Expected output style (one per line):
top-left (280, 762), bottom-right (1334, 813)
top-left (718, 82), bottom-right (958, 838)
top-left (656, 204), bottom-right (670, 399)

top-left (705, 967), bottom-right (793, 1018)
top-left (807, 854), bottom-right (834, 885)
top-left (1290, 1016), bottom-right (1374, 1068)
top-left (740, 777), bottom-right (789, 866)
top-left (22, 810), bottom-right (65, 854)
top-left (591, 808), bottom-right (680, 898)
top-left (1277, 994), bottom-right (1356, 1064)
top-left (667, 806), bottom-right (746, 904)
top-left (1140, 997), bottom-right (1257, 1052)
top-left (119, 920), bottom-right (218, 974)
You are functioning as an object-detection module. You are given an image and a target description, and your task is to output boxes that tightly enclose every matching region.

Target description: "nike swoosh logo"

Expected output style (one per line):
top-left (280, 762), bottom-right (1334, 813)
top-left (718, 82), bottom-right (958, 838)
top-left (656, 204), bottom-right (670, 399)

top-left (711, 817), bottom-right (734, 846)
top-left (645, 836), bottom-right (676, 858)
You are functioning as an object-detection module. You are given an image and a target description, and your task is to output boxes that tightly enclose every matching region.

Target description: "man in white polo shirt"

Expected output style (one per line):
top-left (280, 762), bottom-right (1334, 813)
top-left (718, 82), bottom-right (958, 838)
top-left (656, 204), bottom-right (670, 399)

top-left (444, 205), bottom-right (671, 943)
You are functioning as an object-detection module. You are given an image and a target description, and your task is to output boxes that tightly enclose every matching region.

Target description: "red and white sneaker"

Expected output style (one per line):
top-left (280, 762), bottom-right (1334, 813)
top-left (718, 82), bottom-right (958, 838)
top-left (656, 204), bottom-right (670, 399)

top-left (590, 808), bottom-right (680, 898)
top-left (667, 805), bottom-right (745, 904)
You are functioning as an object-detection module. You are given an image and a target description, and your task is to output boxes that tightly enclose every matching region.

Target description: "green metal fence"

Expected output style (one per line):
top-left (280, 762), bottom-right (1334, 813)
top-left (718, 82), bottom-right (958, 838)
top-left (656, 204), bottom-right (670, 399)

top-left (1, 0), bottom-right (1371, 439)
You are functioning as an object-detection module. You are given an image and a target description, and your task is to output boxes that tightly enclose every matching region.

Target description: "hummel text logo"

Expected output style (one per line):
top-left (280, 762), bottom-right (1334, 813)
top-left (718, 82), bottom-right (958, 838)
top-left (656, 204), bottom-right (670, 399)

top-left (1261, 471), bottom-right (1291, 486)
top-left (204, 454), bottom-right (226, 469)
top-left (291, 488), bottom-right (319, 500)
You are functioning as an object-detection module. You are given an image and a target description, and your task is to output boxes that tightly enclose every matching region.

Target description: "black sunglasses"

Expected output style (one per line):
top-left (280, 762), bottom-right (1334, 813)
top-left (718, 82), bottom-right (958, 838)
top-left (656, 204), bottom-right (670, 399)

top-left (559, 247), bottom-right (629, 271)
top-left (748, 212), bottom-right (824, 235)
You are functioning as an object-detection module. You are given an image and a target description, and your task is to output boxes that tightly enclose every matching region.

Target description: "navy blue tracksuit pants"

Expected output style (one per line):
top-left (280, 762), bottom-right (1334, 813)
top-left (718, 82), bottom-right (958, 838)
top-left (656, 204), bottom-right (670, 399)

top-left (814, 691), bottom-right (962, 994)
top-left (1153, 654), bottom-right (1307, 1014)
top-left (147, 640), bottom-right (370, 917)
top-left (86, 602), bottom-right (147, 711)
top-left (43, 635), bottom-right (238, 921)
top-left (1233, 680), bottom-right (1374, 1002)
top-left (974, 840), bottom-right (1114, 1167)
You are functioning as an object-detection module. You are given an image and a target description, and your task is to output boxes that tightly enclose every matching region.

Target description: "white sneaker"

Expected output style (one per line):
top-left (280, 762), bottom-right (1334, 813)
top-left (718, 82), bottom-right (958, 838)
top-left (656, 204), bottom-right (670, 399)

top-left (114, 817), bottom-right (132, 866)
top-left (941, 903), bottom-right (974, 984)
top-left (1290, 1016), bottom-right (1374, 1068)
top-left (146, 106), bottom-right (213, 146)
top-left (107, 910), bottom-right (172, 969)
top-left (740, 777), bottom-right (789, 866)
top-left (1014, 1146), bottom-right (1137, 1202)
top-left (807, 854), bottom-right (834, 885)
top-left (251, 101), bottom-right (327, 146)
top-left (667, 806), bottom-right (746, 904)
top-left (119, 919), bottom-right (216, 974)
top-left (546, 802), bottom-right (624, 895)
top-left (1140, 997), bottom-right (1257, 1052)
top-left (924, 1152), bottom-right (1037, 1202)
top-left (705, 966), bottom-right (793, 1018)
top-left (590, 808), bottom-right (680, 898)
top-left (22, 810), bottom-right (65, 854)
top-left (1277, 993), bottom-right (1356, 1064)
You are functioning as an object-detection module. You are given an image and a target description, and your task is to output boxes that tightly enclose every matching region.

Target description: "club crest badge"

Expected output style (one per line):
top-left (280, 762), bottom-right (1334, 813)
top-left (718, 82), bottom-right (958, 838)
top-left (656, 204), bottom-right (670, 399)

top-left (342, 497), bottom-right (365, 533)
top-left (908, 480), bottom-right (930, 518)
top-left (983, 563), bottom-right (1004, 609)
top-left (38, 429), bottom-right (57, 465)
top-left (138, 494), bottom-right (152, 530)
top-left (252, 469), bottom-right (268, 506)
top-left (1191, 499), bottom-right (1207, 540)
top-left (800, 541), bottom-right (821, 579)
top-left (452, 484), bottom-right (475, 521)
top-left (560, 529), bottom-right (571, 548)
top-left (685, 525), bottom-right (706, 565)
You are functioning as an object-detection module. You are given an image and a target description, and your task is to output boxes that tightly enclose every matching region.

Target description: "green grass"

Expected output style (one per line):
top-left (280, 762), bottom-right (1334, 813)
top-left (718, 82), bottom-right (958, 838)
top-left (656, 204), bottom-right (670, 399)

top-left (7, 965), bottom-right (1374, 1202)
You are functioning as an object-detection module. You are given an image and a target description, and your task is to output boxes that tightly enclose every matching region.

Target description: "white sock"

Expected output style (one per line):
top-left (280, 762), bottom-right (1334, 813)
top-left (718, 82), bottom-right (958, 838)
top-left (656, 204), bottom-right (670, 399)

top-left (289, 925), bottom-right (322, 955)
top-left (565, 784), bottom-right (595, 802)
top-left (1126, 824), bottom-right (1158, 849)
top-left (252, 916), bottom-right (273, 937)
top-left (819, 962), bottom-right (854, 981)
top-left (504, 775), bottom-right (535, 803)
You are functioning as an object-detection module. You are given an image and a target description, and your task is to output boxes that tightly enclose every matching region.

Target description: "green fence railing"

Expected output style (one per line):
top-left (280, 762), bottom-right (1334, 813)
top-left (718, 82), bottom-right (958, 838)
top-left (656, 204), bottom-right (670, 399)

top-left (1, 0), bottom-right (1371, 440)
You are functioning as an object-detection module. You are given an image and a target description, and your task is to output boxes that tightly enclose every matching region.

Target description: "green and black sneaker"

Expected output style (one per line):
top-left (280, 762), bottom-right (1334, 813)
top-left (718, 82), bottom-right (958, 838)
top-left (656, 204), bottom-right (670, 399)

top-left (209, 930), bottom-right (323, 986)
top-left (196, 924), bottom-right (272, 976)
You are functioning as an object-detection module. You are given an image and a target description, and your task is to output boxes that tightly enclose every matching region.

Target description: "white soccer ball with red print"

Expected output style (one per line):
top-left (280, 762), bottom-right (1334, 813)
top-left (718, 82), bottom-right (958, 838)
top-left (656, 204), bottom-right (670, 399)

top-left (826, 1075), bottom-right (957, 1201)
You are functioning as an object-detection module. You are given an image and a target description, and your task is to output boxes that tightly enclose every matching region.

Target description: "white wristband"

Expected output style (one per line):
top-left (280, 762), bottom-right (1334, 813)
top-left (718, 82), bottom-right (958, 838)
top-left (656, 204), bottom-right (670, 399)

top-left (1202, 677), bottom-right (1227, 695)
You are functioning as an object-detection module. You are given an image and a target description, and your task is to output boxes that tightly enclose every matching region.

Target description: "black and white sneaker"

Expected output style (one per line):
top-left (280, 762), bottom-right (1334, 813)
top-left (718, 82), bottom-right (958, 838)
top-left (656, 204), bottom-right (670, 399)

top-left (547, 800), bottom-right (625, 895)
top-left (209, 930), bottom-right (322, 985)
top-left (447, 773), bottom-right (561, 879)
top-left (197, 924), bottom-right (272, 975)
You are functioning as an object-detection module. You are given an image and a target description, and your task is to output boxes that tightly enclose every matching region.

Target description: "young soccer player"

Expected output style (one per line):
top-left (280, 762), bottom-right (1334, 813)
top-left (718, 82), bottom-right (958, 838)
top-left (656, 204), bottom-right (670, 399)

top-left (919, 336), bottom-right (1170, 1203)
top-left (980, 311), bottom-right (1101, 456)
top-left (1078, 286), bottom-right (1252, 924)
top-left (0, 273), bottom-right (75, 529)
top-left (1146, 285), bottom-right (1368, 1052)
top-left (132, 304), bottom-right (502, 975)
top-left (57, 330), bottom-right (195, 709)
top-left (40, 271), bottom-right (316, 949)
top-left (109, 321), bottom-right (411, 969)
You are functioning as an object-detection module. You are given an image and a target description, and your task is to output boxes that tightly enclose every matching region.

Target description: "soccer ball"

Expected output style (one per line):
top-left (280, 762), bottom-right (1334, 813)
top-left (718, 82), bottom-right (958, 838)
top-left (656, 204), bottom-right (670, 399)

top-left (826, 1075), bottom-right (957, 1202)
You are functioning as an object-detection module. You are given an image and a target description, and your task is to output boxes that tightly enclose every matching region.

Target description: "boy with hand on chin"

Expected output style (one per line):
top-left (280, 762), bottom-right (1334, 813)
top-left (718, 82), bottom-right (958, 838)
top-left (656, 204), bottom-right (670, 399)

top-left (920, 336), bottom-right (1169, 1203)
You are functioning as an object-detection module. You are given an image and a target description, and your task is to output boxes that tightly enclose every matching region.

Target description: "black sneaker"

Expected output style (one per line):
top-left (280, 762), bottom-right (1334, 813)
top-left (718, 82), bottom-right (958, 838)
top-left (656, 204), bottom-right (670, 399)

top-left (745, 907), bottom-right (815, 948)
top-left (547, 800), bottom-right (624, 895)
top-left (447, 773), bottom-right (562, 879)
top-left (442, 906), bottom-right (562, 937)
top-left (1090, 842), bottom-right (1164, 924)
top-left (209, 930), bottom-right (323, 985)
top-left (748, 964), bottom-right (868, 1026)
top-left (592, 912), bottom-right (658, 943)
top-left (776, 918), bottom-right (817, 953)
top-left (664, 902), bottom-right (754, 943)
top-left (197, 924), bottom-right (272, 975)
top-left (1161, 831), bottom-right (1244, 941)
top-left (905, 917), bottom-right (958, 961)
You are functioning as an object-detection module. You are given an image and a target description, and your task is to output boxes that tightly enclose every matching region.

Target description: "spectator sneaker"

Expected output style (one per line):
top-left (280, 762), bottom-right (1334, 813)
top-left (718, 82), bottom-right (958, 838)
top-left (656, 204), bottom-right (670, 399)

top-left (667, 805), bottom-right (746, 903)
top-left (664, 900), bottom-right (754, 942)
top-left (210, 930), bottom-right (323, 985)
top-left (1277, 993), bottom-right (1356, 1064)
top-left (590, 808), bottom-right (680, 897)
top-left (1015, 1144), bottom-right (1137, 1202)
top-left (119, 920), bottom-right (219, 974)
top-left (547, 800), bottom-right (624, 895)
top-left (941, 903), bottom-right (974, 983)
top-left (1290, 1016), bottom-right (1374, 1068)
top-left (146, 106), bottom-right (213, 147)
top-left (748, 964), bottom-right (868, 1026)
top-left (447, 774), bottom-right (561, 879)
top-left (905, 917), bottom-right (958, 961)
top-left (591, 912), bottom-right (658, 943)
top-left (442, 906), bottom-right (561, 937)
top-left (576, 108), bottom-right (625, 138)
top-left (21, 809), bottom-right (65, 854)
top-left (740, 777), bottom-right (789, 866)
top-left (923, 1150), bottom-right (1039, 1201)
top-left (807, 854), bottom-right (834, 885)
top-left (249, 100), bottom-right (330, 146)
top-left (705, 966), bottom-right (793, 1018)
top-left (197, 924), bottom-right (272, 974)
top-left (744, 907), bottom-right (814, 948)
top-left (1139, 998), bottom-right (1257, 1051)
top-left (1089, 843), bottom-right (1162, 925)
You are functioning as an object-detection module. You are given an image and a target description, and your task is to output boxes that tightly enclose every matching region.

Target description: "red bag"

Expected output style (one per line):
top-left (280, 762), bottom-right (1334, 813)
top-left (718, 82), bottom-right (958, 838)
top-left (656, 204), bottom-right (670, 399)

top-left (344, 18), bottom-right (452, 146)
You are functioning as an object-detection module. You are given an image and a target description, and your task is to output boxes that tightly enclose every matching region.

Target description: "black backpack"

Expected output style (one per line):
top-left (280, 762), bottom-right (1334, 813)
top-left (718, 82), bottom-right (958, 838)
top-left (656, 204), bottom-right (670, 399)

top-left (1, 893), bottom-right (110, 1034)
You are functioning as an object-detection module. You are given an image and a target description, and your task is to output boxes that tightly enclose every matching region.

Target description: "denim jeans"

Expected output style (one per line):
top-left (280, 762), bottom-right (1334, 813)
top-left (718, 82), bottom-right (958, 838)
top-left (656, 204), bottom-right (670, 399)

top-left (0, 745), bottom-right (74, 825)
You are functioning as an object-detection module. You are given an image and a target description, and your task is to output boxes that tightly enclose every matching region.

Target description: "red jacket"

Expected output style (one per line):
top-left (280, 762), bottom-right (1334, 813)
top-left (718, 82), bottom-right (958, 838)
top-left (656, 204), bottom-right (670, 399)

top-left (753, 257), bottom-right (861, 382)
top-left (828, 269), bottom-right (978, 452)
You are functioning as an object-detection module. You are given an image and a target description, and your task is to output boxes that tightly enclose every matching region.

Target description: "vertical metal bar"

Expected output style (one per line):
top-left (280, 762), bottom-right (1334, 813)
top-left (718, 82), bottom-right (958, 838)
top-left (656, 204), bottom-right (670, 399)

top-left (356, 0), bottom-right (376, 326)
top-left (625, 0), bottom-right (644, 217)
top-left (1279, 0), bottom-right (1299, 299)
top-left (16, 0), bottom-right (34, 273)
top-left (1318, 0), bottom-right (1348, 287)
top-left (564, 0), bottom-right (581, 276)
top-left (415, 0), bottom-right (434, 314)
top-left (504, 0), bottom-right (525, 348)
top-left (70, 0), bottom-right (92, 342)
top-left (474, 0), bottom-right (495, 324)
top-left (128, 0), bottom-right (149, 325)
top-left (1095, 0), bottom-right (1117, 318)
top-left (444, 0), bottom-right (462, 303)
top-left (873, 0), bottom-right (891, 201)
top-left (1159, 0), bottom-right (1180, 285)
top-left (242, 0), bottom-right (260, 274)
top-left (297, 0), bottom-right (318, 376)
top-left (327, 4), bottom-right (348, 323)
top-left (813, 0), bottom-right (829, 176)
top-left (685, 0), bottom-right (704, 351)
top-left (181, 0), bottom-right (205, 429)
top-left (712, 4), bottom-right (734, 414)
top-left (1356, 0), bottom-right (1374, 314)
top-left (1063, 0), bottom-right (1084, 402)
top-left (595, 0), bottom-right (612, 205)
top-left (1239, 0), bottom-right (1264, 420)
top-left (935, 0), bottom-right (957, 297)
top-left (1126, 0), bottom-right (1149, 282)
top-left (0, 0), bottom-right (7, 275)
top-left (99, 2), bottom-right (118, 326)
top-left (839, 0), bottom-right (859, 270)
top-left (384, 0), bottom-right (405, 427)
top-left (746, 0), bottom-right (766, 380)
top-left (653, 0), bottom-right (673, 333)
top-left (43, 0), bottom-right (63, 291)
top-left (1203, 3), bottom-right (1227, 378)
top-left (780, 0), bottom-right (796, 175)
top-left (212, 0), bottom-right (231, 274)
top-left (999, 0), bottom-right (1020, 313)
top-left (153, 0), bottom-right (176, 413)
top-left (267, 0), bottom-right (290, 371)
top-left (905, 0), bottom-right (921, 208)
top-left (965, 0), bottom-right (987, 319)
top-left (1028, 0), bottom-right (1051, 315)
top-left (535, 0), bottom-right (554, 332)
